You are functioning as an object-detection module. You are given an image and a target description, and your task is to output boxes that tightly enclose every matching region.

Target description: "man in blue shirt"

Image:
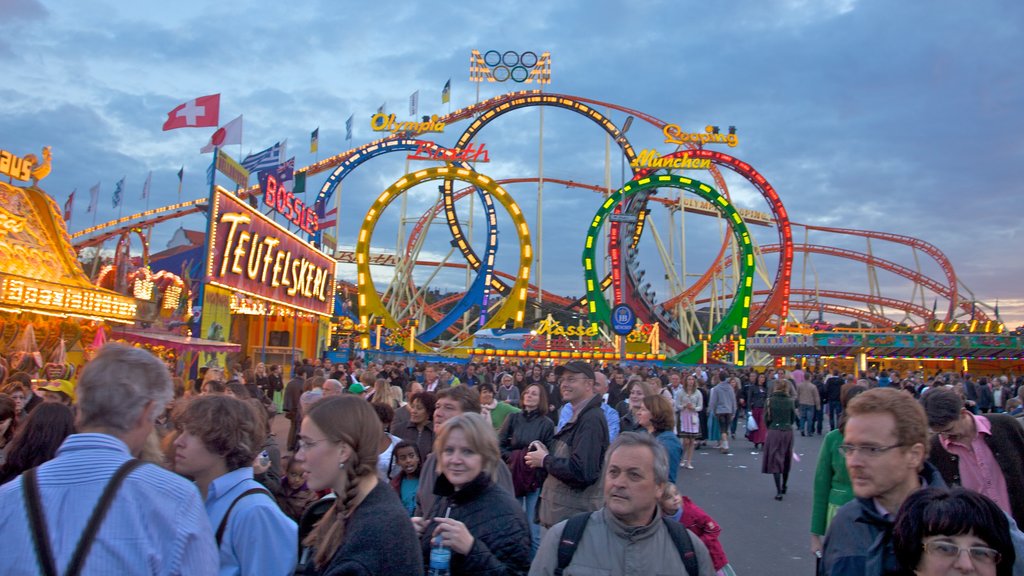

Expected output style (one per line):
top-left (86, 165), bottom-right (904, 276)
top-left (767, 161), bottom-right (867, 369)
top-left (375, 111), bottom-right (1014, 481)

top-left (0, 343), bottom-right (219, 576)
top-left (557, 371), bottom-right (620, 442)
top-left (173, 395), bottom-right (297, 575)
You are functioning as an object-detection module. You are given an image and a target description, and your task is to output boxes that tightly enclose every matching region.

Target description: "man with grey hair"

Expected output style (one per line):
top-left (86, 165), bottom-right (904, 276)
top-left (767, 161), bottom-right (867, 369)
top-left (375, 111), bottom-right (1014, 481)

top-left (530, 432), bottom-right (714, 575)
top-left (322, 378), bottom-right (344, 397)
top-left (0, 343), bottom-right (218, 575)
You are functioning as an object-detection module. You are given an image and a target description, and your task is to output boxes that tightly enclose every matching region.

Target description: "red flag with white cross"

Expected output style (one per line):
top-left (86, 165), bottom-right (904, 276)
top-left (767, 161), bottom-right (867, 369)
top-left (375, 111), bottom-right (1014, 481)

top-left (163, 94), bottom-right (220, 130)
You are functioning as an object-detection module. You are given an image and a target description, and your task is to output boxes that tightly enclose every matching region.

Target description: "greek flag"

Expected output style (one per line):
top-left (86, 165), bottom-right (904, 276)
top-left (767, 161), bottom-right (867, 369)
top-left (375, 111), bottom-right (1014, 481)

top-left (241, 141), bottom-right (284, 172)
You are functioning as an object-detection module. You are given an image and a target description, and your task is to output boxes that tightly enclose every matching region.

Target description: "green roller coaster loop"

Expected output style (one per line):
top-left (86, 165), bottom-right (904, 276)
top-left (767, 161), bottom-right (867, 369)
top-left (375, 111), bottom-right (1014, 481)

top-left (582, 174), bottom-right (755, 365)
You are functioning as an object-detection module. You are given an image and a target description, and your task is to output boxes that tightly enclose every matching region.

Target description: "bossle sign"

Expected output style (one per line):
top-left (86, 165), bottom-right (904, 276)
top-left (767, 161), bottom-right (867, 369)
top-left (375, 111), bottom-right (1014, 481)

top-left (205, 189), bottom-right (335, 316)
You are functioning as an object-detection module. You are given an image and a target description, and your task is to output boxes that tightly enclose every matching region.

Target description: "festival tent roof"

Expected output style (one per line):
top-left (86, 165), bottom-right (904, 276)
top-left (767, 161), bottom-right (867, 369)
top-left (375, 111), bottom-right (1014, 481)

top-left (0, 180), bottom-right (137, 324)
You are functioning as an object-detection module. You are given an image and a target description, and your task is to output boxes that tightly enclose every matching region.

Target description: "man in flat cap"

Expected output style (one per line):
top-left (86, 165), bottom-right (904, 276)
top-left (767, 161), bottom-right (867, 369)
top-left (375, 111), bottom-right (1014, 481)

top-left (526, 361), bottom-right (610, 538)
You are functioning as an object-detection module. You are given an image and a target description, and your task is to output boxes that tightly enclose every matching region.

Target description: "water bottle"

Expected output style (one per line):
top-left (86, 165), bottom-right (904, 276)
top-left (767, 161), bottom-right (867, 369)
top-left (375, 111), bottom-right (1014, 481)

top-left (427, 535), bottom-right (451, 576)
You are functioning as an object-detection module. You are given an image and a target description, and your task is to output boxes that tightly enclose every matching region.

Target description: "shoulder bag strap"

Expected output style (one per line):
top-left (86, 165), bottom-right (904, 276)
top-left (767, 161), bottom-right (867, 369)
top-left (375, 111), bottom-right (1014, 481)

top-left (662, 517), bottom-right (699, 576)
top-left (23, 459), bottom-right (145, 576)
top-left (216, 487), bottom-right (273, 546)
top-left (23, 467), bottom-right (59, 576)
top-left (554, 512), bottom-right (591, 576)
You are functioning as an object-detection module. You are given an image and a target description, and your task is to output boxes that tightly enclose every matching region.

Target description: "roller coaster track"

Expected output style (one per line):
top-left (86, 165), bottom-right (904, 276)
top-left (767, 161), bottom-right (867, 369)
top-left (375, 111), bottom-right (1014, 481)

top-left (719, 243), bottom-right (985, 323)
top-left (754, 301), bottom-right (897, 328)
top-left (695, 288), bottom-right (933, 325)
top-left (797, 224), bottom-right (959, 322)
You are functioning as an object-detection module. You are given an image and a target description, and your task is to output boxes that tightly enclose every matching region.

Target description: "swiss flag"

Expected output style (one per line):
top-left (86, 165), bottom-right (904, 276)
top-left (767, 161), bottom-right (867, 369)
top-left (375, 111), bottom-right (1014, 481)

top-left (200, 115), bottom-right (243, 153)
top-left (163, 94), bottom-right (220, 131)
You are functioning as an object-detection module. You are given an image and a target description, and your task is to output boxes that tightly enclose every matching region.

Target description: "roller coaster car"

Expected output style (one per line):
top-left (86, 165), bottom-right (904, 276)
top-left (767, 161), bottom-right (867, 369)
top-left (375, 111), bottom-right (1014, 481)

top-left (810, 321), bottom-right (834, 331)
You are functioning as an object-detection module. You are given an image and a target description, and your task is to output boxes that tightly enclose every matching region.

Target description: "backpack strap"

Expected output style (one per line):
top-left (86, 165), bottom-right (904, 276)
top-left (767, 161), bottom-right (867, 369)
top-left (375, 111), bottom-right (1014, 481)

top-left (662, 517), bottom-right (699, 576)
top-left (554, 512), bottom-right (592, 576)
top-left (216, 487), bottom-right (273, 546)
top-left (23, 459), bottom-right (145, 576)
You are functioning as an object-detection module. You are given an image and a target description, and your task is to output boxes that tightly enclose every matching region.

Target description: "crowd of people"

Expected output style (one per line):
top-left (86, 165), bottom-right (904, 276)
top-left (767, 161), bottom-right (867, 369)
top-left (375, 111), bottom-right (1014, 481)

top-left (0, 345), bottom-right (1023, 575)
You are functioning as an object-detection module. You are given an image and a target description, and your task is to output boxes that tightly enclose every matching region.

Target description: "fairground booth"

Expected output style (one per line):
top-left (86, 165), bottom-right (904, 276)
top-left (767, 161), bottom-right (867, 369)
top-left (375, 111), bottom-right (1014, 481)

top-left (196, 185), bottom-right (335, 373)
top-left (0, 147), bottom-right (137, 380)
top-left (748, 329), bottom-right (1024, 377)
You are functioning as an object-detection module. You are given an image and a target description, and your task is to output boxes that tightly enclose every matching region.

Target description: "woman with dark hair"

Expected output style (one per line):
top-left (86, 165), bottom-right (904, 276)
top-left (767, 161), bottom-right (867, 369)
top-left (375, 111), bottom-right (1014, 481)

top-left (762, 379), bottom-right (797, 501)
top-left (396, 391), bottom-right (436, 460)
top-left (746, 371), bottom-right (769, 449)
top-left (295, 395), bottom-right (422, 575)
top-left (479, 381), bottom-right (520, 431)
top-left (809, 384), bottom-right (867, 557)
top-left (0, 402), bottom-right (75, 484)
top-left (413, 413), bottom-right (530, 575)
top-left (636, 394), bottom-right (683, 483)
top-left (893, 487), bottom-right (1014, 576)
top-left (0, 393), bottom-right (17, 466)
top-left (498, 383), bottom-right (554, 559)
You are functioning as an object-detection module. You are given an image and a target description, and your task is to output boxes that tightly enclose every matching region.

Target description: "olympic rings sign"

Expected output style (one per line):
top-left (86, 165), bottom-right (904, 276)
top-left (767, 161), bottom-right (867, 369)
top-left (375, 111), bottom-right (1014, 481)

top-left (470, 50), bottom-right (551, 84)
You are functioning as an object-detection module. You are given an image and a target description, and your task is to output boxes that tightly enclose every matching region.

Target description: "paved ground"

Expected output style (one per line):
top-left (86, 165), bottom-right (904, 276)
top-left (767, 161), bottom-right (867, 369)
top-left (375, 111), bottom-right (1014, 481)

top-left (679, 426), bottom-right (825, 576)
top-left (272, 412), bottom-right (828, 575)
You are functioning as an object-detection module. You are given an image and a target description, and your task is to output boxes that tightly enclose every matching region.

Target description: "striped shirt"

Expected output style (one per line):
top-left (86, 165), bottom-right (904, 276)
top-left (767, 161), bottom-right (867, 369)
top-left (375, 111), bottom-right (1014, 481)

top-left (0, 433), bottom-right (218, 575)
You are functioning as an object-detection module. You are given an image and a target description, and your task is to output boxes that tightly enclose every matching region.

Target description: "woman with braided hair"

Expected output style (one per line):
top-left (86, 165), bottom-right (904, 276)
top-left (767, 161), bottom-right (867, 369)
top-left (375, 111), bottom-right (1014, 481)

top-left (296, 396), bottom-right (423, 575)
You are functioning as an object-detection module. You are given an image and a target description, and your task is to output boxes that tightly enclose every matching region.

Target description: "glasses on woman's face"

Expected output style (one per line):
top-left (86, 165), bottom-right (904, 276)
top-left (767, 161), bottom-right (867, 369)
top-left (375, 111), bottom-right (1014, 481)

top-left (923, 540), bottom-right (1002, 565)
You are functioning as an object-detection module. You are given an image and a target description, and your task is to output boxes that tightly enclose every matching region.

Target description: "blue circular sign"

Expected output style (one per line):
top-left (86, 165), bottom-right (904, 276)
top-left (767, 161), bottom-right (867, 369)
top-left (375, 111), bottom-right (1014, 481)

top-left (611, 303), bottom-right (636, 336)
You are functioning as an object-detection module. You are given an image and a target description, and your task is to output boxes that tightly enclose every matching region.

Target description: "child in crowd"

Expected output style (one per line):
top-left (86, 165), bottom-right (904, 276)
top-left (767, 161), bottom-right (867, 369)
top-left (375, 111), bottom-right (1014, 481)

top-left (660, 483), bottom-right (735, 576)
top-left (277, 456), bottom-right (317, 522)
top-left (389, 441), bottom-right (421, 516)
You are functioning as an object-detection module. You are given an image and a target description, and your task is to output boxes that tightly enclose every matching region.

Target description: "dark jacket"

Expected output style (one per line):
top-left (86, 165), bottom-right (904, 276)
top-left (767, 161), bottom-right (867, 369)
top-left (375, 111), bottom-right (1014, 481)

top-left (543, 394), bottom-right (609, 489)
top-left (765, 393), bottom-right (796, 430)
top-left (421, 473), bottom-right (531, 576)
top-left (975, 383), bottom-right (994, 412)
top-left (395, 420), bottom-right (435, 463)
top-left (538, 394), bottom-right (610, 528)
top-left (819, 463), bottom-right (946, 576)
top-left (301, 482), bottom-right (423, 576)
top-left (824, 376), bottom-right (844, 403)
top-left (928, 413), bottom-right (1024, 525)
top-left (745, 385), bottom-right (768, 410)
top-left (498, 409), bottom-right (555, 459)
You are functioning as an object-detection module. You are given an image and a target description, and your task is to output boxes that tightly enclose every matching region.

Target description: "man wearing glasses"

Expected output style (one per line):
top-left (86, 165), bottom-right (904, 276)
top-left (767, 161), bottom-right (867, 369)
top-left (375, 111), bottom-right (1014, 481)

top-left (922, 387), bottom-right (1024, 526)
top-left (526, 361), bottom-right (610, 535)
top-left (819, 387), bottom-right (945, 575)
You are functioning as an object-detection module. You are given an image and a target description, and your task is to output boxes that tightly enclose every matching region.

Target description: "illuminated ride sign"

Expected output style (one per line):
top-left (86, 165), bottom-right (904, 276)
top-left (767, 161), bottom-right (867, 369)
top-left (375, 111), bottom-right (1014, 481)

top-left (371, 113), bottom-right (446, 134)
top-left (205, 188), bottom-right (336, 317)
top-left (407, 142), bottom-right (490, 163)
top-left (0, 275), bottom-right (136, 322)
top-left (0, 150), bottom-right (33, 181)
top-left (630, 150), bottom-right (711, 170)
top-left (261, 174), bottom-right (318, 236)
top-left (662, 124), bottom-right (739, 147)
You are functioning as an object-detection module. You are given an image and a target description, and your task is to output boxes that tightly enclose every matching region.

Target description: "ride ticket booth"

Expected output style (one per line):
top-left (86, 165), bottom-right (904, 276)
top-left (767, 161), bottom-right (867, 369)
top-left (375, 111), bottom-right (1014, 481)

top-left (198, 187), bottom-right (336, 374)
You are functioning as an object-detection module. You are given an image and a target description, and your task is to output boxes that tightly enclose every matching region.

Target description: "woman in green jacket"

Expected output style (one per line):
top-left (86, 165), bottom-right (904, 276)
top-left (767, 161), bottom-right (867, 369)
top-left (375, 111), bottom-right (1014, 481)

top-left (809, 384), bottom-right (867, 557)
top-left (762, 379), bottom-right (797, 500)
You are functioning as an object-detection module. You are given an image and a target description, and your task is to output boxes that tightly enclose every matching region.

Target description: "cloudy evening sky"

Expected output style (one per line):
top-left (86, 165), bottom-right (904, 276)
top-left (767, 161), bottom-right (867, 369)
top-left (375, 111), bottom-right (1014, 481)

top-left (2, 0), bottom-right (1022, 329)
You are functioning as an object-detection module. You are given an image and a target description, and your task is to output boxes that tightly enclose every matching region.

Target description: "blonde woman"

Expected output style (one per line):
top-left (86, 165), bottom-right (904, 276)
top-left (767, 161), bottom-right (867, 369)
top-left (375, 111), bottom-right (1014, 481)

top-left (296, 396), bottom-right (422, 574)
top-left (677, 375), bottom-right (703, 469)
top-left (412, 413), bottom-right (530, 575)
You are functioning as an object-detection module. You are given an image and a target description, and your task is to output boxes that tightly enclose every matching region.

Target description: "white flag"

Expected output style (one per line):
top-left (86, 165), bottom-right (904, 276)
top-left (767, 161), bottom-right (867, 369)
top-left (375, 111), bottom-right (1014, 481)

top-left (140, 170), bottom-right (152, 200)
top-left (409, 90), bottom-right (419, 117)
top-left (87, 182), bottom-right (100, 213)
top-left (200, 114), bottom-right (243, 153)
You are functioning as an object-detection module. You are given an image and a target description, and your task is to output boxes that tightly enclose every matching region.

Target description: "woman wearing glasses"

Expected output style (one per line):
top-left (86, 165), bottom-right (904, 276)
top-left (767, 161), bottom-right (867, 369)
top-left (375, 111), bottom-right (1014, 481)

top-left (295, 396), bottom-right (423, 575)
top-left (893, 487), bottom-right (1014, 576)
